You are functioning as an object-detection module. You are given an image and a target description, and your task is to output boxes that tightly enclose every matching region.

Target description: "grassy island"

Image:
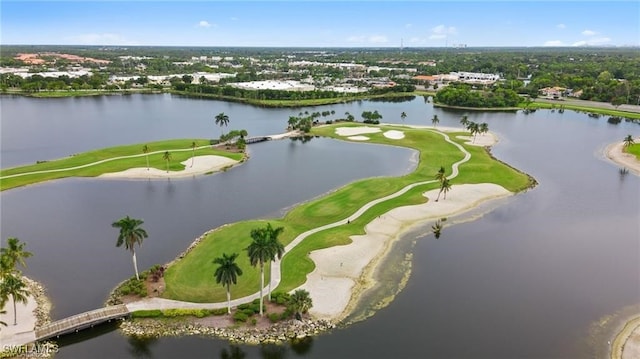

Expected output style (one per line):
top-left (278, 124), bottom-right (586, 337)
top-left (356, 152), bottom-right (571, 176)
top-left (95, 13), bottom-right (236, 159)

top-left (162, 123), bottom-right (534, 305)
top-left (0, 139), bottom-right (245, 191)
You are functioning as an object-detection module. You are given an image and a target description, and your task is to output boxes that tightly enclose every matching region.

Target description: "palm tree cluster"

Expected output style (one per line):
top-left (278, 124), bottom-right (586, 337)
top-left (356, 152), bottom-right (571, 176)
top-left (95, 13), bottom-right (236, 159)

top-left (460, 116), bottom-right (489, 143)
top-left (434, 166), bottom-right (452, 201)
top-left (0, 237), bottom-right (33, 327)
top-left (623, 134), bottom-right (635, 148)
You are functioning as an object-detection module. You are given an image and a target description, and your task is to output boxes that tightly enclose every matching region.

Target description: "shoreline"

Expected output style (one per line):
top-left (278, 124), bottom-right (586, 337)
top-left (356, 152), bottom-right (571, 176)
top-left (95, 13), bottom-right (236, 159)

top-left (604, 138), bottom-right (640, 176)
top-left (298, 183), bottom-right (513, 321)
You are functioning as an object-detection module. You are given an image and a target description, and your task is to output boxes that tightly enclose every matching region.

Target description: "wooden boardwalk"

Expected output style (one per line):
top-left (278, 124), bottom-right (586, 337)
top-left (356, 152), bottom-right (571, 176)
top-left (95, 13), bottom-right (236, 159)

top-left (245, 136), bottom-right (271, 144)
top-left (35, 305), bottom-right (130, 341)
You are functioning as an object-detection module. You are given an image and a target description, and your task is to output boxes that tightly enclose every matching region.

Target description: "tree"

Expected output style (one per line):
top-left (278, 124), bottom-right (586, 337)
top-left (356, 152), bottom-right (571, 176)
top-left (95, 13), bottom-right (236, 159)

top-left (288, 289), bottom-right (313, 320)
top-left (191, 142), bottom-right (197, 167)
top-left (265, 224), bottom-right (284, 301)
top-left (479, 122), bottom-right (489, 136)
top-left (441, 178), bottom-right (452, 200)
top-left (112, 216), bottom-right (148, 280)
top-left (460, 115), bottom-right (469, 128)
top-left (623, 134), bottom-right (635, 148)
top-left (215, 113), bottom-right (230, 137)
top-left (0, 238), bottom-right (32, 274)
top-left (247, 223), bottom-right (283, 316)
top-left (162, 151), bottom-right (172, 173)
top-left (142, 145), bottom-right (150, 171)
top-left (434, 166), bottom-right (446, 183)
top-left (432, 219), bottom-right (443, 239)
top-left (213, 253), bottom-right (243, 314)
top-left (0, 309), bottom-right (6, 329)
top-left (400, 112), bottom-right (407, 122)
top-left (0, 273), bottom-right (29, 325)
top-left (431, 115), bottom-right (439, 128)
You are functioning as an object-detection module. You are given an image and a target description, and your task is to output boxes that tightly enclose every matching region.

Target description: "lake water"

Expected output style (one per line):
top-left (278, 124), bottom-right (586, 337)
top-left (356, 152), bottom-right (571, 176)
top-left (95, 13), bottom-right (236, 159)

top-left (1, 94), bottom-right (638, 358)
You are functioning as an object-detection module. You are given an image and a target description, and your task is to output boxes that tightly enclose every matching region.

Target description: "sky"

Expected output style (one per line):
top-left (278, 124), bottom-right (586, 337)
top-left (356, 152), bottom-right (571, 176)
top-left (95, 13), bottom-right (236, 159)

top-left (1, 1), bottom-right (639, 47)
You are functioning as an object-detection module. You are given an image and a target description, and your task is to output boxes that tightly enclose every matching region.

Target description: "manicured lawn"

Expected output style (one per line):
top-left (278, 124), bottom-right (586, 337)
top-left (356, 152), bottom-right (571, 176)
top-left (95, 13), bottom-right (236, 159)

top-left (0, 139), bottom-right (244, 191)
top-left (625, 143), bottom-right (640, 160)
top-left (162, 123), bottom-right (534, 302)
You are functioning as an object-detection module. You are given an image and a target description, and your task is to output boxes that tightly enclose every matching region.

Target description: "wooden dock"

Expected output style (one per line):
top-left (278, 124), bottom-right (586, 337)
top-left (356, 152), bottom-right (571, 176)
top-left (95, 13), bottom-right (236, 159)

top-left (35, 305), bottom-right (130, 341)
top-left (244, 136), bottom-right (271, 144)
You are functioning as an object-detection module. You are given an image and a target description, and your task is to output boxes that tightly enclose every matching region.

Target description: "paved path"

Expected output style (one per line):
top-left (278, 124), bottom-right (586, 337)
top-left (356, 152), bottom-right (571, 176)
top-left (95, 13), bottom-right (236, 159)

top-left (126, 129), bottom-right (471, 312)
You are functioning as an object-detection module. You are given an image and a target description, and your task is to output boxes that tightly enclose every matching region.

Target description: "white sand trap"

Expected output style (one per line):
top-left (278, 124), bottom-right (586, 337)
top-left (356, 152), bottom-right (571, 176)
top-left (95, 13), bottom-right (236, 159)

top-left (99, 155), bottom-right (239, 179)
top-left (335, 126), bottom-right (381, 136)
top-left (297, 183), bottom-right (511, 320)
top-left (456, 132), bottom-right (498, 146)
top-left (347, 136), bottom-right (370, 141)
top-left (383, 130), bottom-right (405, 139)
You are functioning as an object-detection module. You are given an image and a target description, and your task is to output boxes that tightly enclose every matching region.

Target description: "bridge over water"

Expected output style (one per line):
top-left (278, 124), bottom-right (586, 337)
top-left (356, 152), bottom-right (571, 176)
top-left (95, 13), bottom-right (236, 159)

top-left (34, 305), bottom-right (130, 341)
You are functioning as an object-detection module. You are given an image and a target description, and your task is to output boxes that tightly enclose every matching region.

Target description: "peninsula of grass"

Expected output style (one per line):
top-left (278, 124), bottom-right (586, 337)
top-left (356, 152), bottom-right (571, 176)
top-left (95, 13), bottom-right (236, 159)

top-left (523, 101), bottom-right (640, 120)
top-left (0, 139), bottom-right (244, 191)
top-left (162, 123), bottom-right (535, 303)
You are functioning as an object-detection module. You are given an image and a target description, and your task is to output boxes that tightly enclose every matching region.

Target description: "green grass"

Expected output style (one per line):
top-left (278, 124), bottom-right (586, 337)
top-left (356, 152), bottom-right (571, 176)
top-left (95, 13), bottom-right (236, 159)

top-left (524, 101), bottom-right (640, 120)
top-left (0, 139), bottom-right (244, 191)
top-left (624, 143), bottom-right (640, 160)
top-left (162, 123), bottom-right (534, 302)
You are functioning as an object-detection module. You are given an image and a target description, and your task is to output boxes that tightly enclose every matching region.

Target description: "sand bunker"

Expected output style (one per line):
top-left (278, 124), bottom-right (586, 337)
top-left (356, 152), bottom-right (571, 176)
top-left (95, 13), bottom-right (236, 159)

top-left (298, 183), bottom-right (511, 320)
top-left (335, 126), bottom-right (382, 136)
top-left (606, 138), bottom-right (640, 176)
top-left (99, 155), bottom-right (239, 179)
top-left (383, 130), bottom-right (405, 139)
top-left (456, 133), bottom-right (498, 146)
top-left (347, 136), bottom-right (370, 141)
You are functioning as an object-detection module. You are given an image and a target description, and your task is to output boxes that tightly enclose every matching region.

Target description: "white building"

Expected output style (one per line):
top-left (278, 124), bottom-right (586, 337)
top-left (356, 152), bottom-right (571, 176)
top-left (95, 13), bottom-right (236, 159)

top-left (228, 80), bottom-right (315, 91)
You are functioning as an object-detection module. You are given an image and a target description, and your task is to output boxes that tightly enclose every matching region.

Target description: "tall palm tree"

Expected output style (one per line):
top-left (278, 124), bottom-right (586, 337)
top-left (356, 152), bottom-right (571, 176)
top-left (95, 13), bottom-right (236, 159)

top-left (460, 115), bottom-right (469, 128)
top-left (479, 122), bottom-right (489, 136)
top-left (400, 112), bottom-right (407, 122)
top-left (623, 134), bottom-right (635, 148)
top-left (191, 141), bottom-right (197, 167)
top-left (247, 224), bottom-right (281, 317)
top-left (441, 178), bottom-right (452, 200)
top-left (162, 151), bottom-right (172, 173)
top-left (142, 145), bottom-right (150, 170)
top-left (264, 224), bottom-right (284, 301)
top-left (0, 273), bottom-right (29, 325)
top-left (431, 115), bottom-right (439, 128)
top-left (434, 166), bottom-right (446, 183)
top-left (467, 122), bottom-right (480, 142)
top-left (112, 216), bottom-right (148, 280)
top-left (213, 253), bottom-right (243, 314)
top-left (288, 289), bottom-right (313, 320)
top-left (0, 237), bottom-right (32, 274)
top-left (215, 112), bottom-right (230, 137)
top-left (432, 219), bottom-right (443, 239)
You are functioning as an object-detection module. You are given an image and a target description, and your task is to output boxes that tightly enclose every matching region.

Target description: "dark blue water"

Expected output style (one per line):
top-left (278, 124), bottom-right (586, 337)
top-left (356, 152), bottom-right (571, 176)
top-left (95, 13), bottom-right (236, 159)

top-left (1, 95), bottom-right (638, 358)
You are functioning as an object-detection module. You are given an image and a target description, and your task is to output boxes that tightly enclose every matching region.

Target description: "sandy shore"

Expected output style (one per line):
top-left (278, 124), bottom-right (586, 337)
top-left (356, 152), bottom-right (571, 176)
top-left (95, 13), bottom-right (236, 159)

top-left (298, 183), bottom-right (512, 320)
top-left (99, 155), bottom-right (239, 179)
top-left (605, 139), bottom-right (640, 176)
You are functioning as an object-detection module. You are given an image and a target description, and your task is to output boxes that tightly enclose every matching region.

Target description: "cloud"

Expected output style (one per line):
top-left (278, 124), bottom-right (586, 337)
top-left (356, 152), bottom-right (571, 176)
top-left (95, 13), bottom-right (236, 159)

top-left (65, 33), bottom-right (138, 46)
top-left (368, 35), bottom-right (388, 44)
top-left (429, 25), bottom-right (457, 40)
top-left (197, 20), bottom-right (212, 28)
top-left (572, 37), bottom-right (611, 46)
top-left (347, 35), bottom-right (365, 43)
top-left (582, 29), bottom-right (597, 36)
top-left (556, 23), bottom-right (566, 29)
top-left (544, 40), bottom-right (565, 46)
top-left (405, 23), bottom-right (412, 28)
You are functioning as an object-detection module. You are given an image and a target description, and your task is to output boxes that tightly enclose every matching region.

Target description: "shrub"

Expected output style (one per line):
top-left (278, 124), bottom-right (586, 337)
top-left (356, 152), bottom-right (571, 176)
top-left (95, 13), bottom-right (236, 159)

top-left (251, 318), bottom-right (257, 326)
top-left (241, 308), bottom-right (256, 317)
top-left (161, 309), bottom-right (212, 318)
top-left (212, 308), bottom-right (228, 316)
top-left (233, 312), bottom-right (248, 322)
top-left (118, 278), bottom-right (147, 297)
top-left (131, 310), bottom-right (163, 318)
top-left (268, 313), bottom-right (280, 323)
top-left (272, 291), bottom-right (291, 305)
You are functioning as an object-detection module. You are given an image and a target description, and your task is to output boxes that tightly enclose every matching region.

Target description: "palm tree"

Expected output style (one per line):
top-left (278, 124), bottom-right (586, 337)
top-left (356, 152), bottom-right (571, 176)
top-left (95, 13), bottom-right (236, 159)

top-left (0, 237), bottom-right (32, 274)
top-left (441, 178), bottom-right (452, 200)
top-left (264, 224), bottom-right (284, 301)
top-left (247, 224), bottom-right (282, 316)
top-left (0, 273), bottom-right (29, 325)
top-left (142, 145), bottom-right (150, 170)
top-left (460, 115), bottom-right (469, 128)
top-left (288, 289), bottom-right (313, 320)
top-left (215, 112), bottom-right (230, 137)
top-left (467, 122), bottom-right (480, 142)
top-left (213, 253), bottom-right (243, 314)
top-left (400, 112), bottom-right (407, 122)
top-left (162, 151), bottom-right (172, 173)
top-left (479, 122), bottom-right (489, 136)
top-left (431, 115), bottom-right (439, 128)
top-left (112, 216), bottom-right (148, 280)
top-left (191, 142), bottom-right (197, 167)
top-left (434, 166), bottom-right (446, 183)
top-left (623, 134), bottom-right (635, 148)
top-left (432, 220), bottom-right (443, 239)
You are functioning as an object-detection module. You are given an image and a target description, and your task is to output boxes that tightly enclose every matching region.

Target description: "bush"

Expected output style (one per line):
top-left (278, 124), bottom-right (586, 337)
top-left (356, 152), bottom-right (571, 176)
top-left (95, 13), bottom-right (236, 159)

top-left (268, 313), bottom-right (280, 323)
top-left (271, 291), bottom-right (291, 305)
top-left (233, 312), bottom-right (248, 322)
top-left (131, 310), bottom-right (163, 318)
top-left (251, 318), bottom-right (257, 326)
top-left (118, 278), bottom-right (147, 297)
top-left (161, 309), bottom-right (212, 318)
top-left (212, 308), bottom-right (228, 316)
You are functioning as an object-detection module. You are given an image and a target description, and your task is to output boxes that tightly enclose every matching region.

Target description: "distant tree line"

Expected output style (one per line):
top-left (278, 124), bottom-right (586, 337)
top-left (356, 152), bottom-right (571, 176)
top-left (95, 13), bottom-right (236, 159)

top-left (435, 84), bottom-right (522, 108)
